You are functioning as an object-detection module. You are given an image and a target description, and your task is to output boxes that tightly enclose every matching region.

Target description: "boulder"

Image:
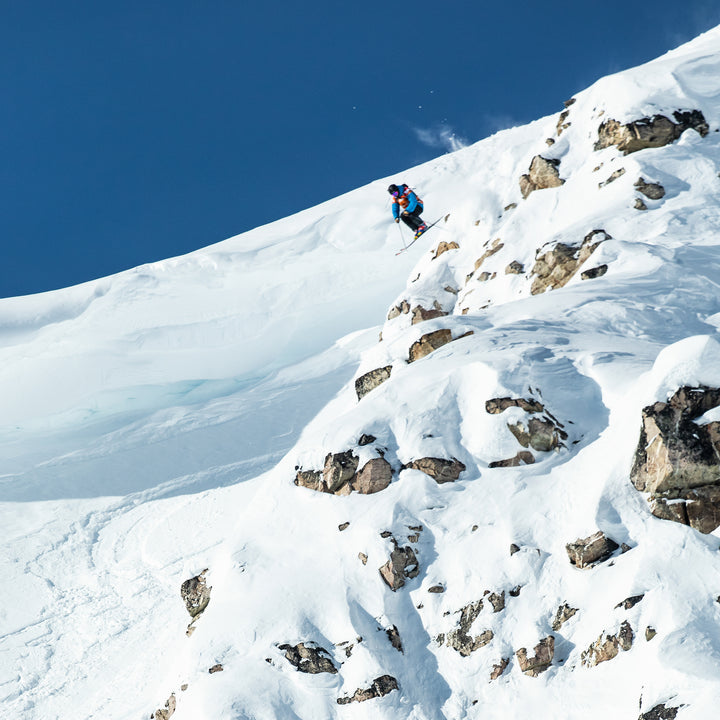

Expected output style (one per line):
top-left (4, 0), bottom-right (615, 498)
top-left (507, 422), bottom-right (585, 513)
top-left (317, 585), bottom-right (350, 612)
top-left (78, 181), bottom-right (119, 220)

top-left (505, 260), bottom-right (524, 275)
top-left (408, 328), bottom-right (453, 362)
top-left (515, 636), bottom-right (554, 677)
top-left (352, 458), bottom-right (392, 494)
top-left (405, 457), bottom-right (466, 483)
top-left (635, 177), bottom-right (666, 200)
top-left (581, 621), bottom-right (633, 667)
top-left (508, 417), bottom-right (566, 452)
top-left (411, 304), bottom-right (448, 325)
top-left (445, 600), bottom-right (493, 656)
top-left (355, 365), bottom-right (392, 400)
top-left (530, 229), bottom-right (608, 295)
top-left (153, 694), bottom-right (176, 720)
top-left (434, 241), bottom-right (460, 259)
top-left (594, 111), bottom-right (708, 154)
top-left (279, 642), bottom-right (338, 674)
top-left (181, 570), bottom-right (211, 619)
top-left (337, 675), bottom-right (399, 705)
top-left (519, 156), bottom-right (565, 198)
top-left (208, 664), bottom-right (223, 674)
top-left (551, 603), bottom-right (578, 631)
top-left (485, 397), bottom-right (544, 414)
top-left (379, 545), bottom-right (419, 591)
top-left (488, 591), bottom-right (505, 613)
top-left (581, 264), bottom-right (608, 281)
top-left (616, 594), bottom-right (644, 610)
top-left (386, 625), bottom-right (403, 653)
top-left (639, 705), bottom-right (679, 720)
top-left (323, 450), bottom-right (360, 493)
top-left (566, 531), bottom-right (619, 568)
top-left (294, 469), bottom-right (323, 492)
top-left (488, 451), bottom-right (535, 468)
top-left (635, 198), bottom-right (648, 211)
top-left (387, 299), bottom-right (410, 320)
top-left (490, 658), bottom-right (510, 680)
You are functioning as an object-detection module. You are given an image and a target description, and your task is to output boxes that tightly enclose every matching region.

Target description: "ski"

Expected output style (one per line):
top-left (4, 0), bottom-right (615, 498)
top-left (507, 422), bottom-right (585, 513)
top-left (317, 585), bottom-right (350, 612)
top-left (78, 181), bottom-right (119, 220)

top-left (395, 216), bottom-right (445, 255)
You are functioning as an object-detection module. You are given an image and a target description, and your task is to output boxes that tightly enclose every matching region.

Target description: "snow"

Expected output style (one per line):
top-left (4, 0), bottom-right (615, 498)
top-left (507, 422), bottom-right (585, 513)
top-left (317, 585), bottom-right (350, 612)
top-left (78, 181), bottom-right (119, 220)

top-left (3, 24), bottom-right (720, 720)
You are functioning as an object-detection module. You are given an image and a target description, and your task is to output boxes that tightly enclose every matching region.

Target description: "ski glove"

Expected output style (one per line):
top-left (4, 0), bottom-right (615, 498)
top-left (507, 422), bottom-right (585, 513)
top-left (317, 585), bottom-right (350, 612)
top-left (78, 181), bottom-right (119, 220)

top-left (395, 218), bottom-right (400, 223)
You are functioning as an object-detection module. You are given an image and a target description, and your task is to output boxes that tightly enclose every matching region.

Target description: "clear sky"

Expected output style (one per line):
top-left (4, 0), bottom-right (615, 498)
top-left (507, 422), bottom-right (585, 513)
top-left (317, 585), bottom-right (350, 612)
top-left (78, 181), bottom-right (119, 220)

top-left (3, 1), bottom-right (720, 298)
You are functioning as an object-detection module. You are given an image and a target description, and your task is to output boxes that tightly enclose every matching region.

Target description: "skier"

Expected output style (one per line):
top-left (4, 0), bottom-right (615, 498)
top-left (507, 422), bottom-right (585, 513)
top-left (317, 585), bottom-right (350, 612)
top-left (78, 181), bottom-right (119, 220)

top-left (388, 183), bottom-right (428, 240)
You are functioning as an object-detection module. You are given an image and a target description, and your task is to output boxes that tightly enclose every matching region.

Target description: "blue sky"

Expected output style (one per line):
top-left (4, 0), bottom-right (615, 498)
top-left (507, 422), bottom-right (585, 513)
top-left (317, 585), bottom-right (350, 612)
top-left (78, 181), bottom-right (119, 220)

top-left (3, 1), bottom-right (720, 298)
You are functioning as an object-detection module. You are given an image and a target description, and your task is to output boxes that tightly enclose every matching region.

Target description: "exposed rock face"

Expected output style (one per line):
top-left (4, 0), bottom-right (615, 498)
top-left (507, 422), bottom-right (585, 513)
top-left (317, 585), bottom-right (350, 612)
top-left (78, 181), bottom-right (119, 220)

top-left (581, 621), bottom-right (633, 667)
top-left (473, 239), bottom-right (504, 273)
top-left (181, 570), bottom-right (211, 619)
top-left (486, 397), bottom-right (544, 414)
top-left (639, 705), bottom-right (679, 720)
top-left (408, 329), bottom-right (453, 362)
top-left (566, 531), bottom-right (619, 568)
top-left (616, 594), bottom-right (644, 610)
top-left (379, 545), bottom-right (419, 591)
top-left (508, 416), bottom-right (566, 452)
top-left (631, 386), bottom-right (720, 533)
top-left (434, 241), bottom-right (459, 259)
top-left (446, 600), bottom-right (494, 656)
top-left (355, 365), bottom-right (392, 400)
top-left (594, 110), bottom-right (708, 154)
top-left (488, 451), bottom-right (535, 468)
top-left (520, 156), bottom-right (565, 198)
top-left (323, 450), bottom-right (360, 493)
top-left (387, 299), bottom-right (410, 320)
top-left (515, 636), bottom-right (554, 677)
top-left (505, 260), bottom-right (524, 275)
top-left (152, 693), bottom-right (176, 720)
top-left (635, 178), bottom-right (666, 199)
top-left (598, 167), bottom-right (626, 187)
top-left (279, 642), bottom-right (338, 674)
top-left (488, 591), bottom-right (505, 613)
top-left (490, 658), bottom-right (509, 680)
top-left (581, 264), bottom-right (608, 280)
top-left (386, 625), bottom-right (403, 653)
top-left (405, 457), bottom-right (466, 483)
top-left (530, 229), bottom-right (608, 295)
top-left (337, 675), bottom-right (399, 705)
top-left (411, 304), bottom-right (448, 325)
top-left (352, 458), bottom-right (392, 494)
top-left (551, 603), bottom-right (578, 631)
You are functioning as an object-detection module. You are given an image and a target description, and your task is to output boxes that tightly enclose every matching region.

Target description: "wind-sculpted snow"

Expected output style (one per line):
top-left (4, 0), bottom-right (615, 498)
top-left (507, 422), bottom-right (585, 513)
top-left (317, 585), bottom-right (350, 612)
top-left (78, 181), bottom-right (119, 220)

top-left (4, 25), bottom-right (720, 720)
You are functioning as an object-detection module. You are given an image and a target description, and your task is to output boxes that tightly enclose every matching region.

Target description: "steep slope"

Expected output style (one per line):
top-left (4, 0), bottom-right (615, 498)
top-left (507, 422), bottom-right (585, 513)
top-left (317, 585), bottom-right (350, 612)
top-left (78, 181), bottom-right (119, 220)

top-left (3, 26), bottom-right (720, 720)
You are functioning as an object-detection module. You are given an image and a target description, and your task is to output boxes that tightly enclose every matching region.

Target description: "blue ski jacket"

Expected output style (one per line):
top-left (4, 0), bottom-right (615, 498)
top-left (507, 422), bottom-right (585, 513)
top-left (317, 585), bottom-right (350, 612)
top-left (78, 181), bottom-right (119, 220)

top-left (392, 184), bottom-right (423, 219)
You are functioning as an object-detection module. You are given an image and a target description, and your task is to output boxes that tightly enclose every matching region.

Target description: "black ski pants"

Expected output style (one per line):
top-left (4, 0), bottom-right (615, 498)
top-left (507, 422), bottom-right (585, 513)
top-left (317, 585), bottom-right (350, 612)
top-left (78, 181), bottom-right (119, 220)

top-left (400, 204), bottom-right (424, 231)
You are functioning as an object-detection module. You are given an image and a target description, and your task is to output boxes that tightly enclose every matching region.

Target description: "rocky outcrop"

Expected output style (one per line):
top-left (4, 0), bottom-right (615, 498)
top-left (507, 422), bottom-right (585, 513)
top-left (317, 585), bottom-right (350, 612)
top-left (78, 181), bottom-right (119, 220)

top-left (631, 386), bottom-right (720, 533)
top-left (581, 264), bottom-right (608, 280)
top-left (490, 658), bottom-right (510, 680)
top-left (516, 636), bottom-right (554, 677)
top-left (594, 110), bottom-right (708, 154)
top-left (296, 452), bottom-right (393, 496)
top-left (152, 694), bottom-right (176, 720)
top-left (598, 167), bottom-right (626, 188)
top-left (411, 303), bottom-right (448, 325)
top-left (616, 594), bottom-right (644, 610)
top-left (505, 260), bottom-right (524, 275)
top-left (507, 416), bottom-right (567, 452)
top-left (473, 238), bottom-right (504, 274)
top-left (355, 365), bottom-right (392, 400)
top-left (387, 299), bottom-right (410, 320)
top-left (486, 397), bottom-right (544, 414)
top-left (379, 545), bottom-right (419, 591)
top-left (520, 156), bottom-right (565, 198)
top-left (551, 603), bottom-right (578, 631)
top-left (434, 241), bottom-right (459, 259)
top-left (488, 591), bottom-right (505, 613)
top-left (635, 178), bottom-right (666, 200)
top-left (323, 450), bottom-right (360, 493)
top-left (353, 457), bottom-right (393, 494)
top-left (408, 328), bottom-right (453, 362)
top-left (279, 642), bottom-right (338, 674)
top-left (488, 451), bottom-right (535, 468)
top-left (181, 570), bottom-right (211, 632)
top-left (530, 229), bottom-right (608, 294)
top-left (405, 457), bottom-right (466, 483)
top-left (208, 664), bottom-right (223, 674)
top-left (581, 621), bottom-right (633, 667)
top-left (639, 705), bottom-right (679, 720)
top-left (566, 531), bottom-right (619, 568)
top-left (445, 600), bottom-right (494, 657)
top-left (337, 675), bottom-right (399, 705)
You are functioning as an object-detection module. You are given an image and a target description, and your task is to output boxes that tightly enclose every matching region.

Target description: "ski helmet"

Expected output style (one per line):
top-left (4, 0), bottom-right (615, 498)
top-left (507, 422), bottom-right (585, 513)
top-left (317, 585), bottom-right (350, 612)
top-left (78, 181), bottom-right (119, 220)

top-left (388, 184), bottom-right (399, 196)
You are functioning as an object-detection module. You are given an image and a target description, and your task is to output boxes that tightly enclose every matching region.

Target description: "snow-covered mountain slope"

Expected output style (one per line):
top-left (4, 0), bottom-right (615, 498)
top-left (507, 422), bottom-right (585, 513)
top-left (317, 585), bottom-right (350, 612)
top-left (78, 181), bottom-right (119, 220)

top-left (4, 26), bottom-right (720, 720)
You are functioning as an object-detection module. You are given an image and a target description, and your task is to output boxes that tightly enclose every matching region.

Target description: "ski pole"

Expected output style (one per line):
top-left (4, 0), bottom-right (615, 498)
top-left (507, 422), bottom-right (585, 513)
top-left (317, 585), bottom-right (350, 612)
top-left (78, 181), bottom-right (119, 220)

top-left (396, 220), bottom-right (407, 250)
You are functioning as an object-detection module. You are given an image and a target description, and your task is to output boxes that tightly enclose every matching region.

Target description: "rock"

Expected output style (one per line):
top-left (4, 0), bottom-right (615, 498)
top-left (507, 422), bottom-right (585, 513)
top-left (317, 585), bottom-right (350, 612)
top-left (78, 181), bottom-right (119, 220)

top-left (478, 271), bottom-right (496, 282)
top-left (337, 675), bottom-right (399, 705)
top-left (405, 457), bottom-right (466, 483)
top-left (515, 636), bottom-right (554, 677)
top-left (581, 621), bottom-right (633, 667)
top-left (615, 594), bottom-right (644, 610)
top-left (556, 109), bottom-right (571, 135)
top-left (630, 386), bottom-right (720, 532)
top-left (379, 545), bottom-right (419, 591)
top-left (355, 365), bottom-right (393, 400)
top-left (505, 260), bottom-right (524, 275)
top-left (520, 156), bottom-right (565, 198)
top-left (358, 433), bottom-right (376, 446)
top-left (551, 603), bottom-right (578, 631)
top-left (323, 450), bottom-right (360, 494)
top-left (635, 198), bottom-right (648, 211)
top-left (339, 522), bottom-right (350, 531)
top-left (595, 111), bottom-right (708, 154)
top-left (279, 642), bottom-right (338, 674)
top-left (181, 570), bottom-right (211, 619)
top-left (639, 704), bottom-right (679, 720)
top-left (488, 451), bottom-right (535, 468)
top-left (359, 552), bottom-right (368, 565)
top-left (490, 658), bottom-right (510, 680)
top-left (428, 585), bottom-right (445, 593)
top-left (387, 299), bottom-right (410, 320)
top-left (473, 239), bottom-right (504, 272)
top-left (598, 167), bottom-right (626, 188)
top-left (153, 694), bottom-right (176, 720)
top-left (408, 328), bottom-right (453, 362)
top-left (434, 241), bottom-right (460, 259)
top-left (208, 664), bottom-right (223, 674)
top-left (386, 625), bottom-right (403, 653)
top-left (446, 600), bottom-right (493, 656)
top-left (635, 177), bottom-right (666, 199)
top-left (485, 397), bottom-right (544, 414)
top-left (352, 458), bottom-right (392, 494)
top-left (294, 469), bottom-right (324, 492)
top-left (504, 203), bottom-right (517, 211)
top-left (581, 264), bottom-right (608, 280)
top-left (566, 531), bottom-right (619, 568)
top-left (645, 626), bottom-right (657, 641)
top-left (488, 591), bottom-right (505, 613)
top-left (510, 543), bottom-right (521, 555)
top-left (411, 304), bottom-right (448, 325)
top-left (508, 417), bottom-right (565, 452)
top-left (530, 229), bottom-right (608, 295)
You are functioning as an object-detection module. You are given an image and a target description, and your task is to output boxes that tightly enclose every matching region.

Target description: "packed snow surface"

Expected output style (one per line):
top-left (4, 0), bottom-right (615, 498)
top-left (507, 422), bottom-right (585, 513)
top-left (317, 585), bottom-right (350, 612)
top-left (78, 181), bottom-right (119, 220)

top-left (3, 25), bottom-right (720, 720)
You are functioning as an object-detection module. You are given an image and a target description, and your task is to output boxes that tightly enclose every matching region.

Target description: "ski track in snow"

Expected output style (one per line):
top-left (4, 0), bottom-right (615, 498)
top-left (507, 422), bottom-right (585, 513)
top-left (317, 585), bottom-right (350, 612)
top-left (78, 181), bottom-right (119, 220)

top-left (4, 26), bottom-right (720, 720)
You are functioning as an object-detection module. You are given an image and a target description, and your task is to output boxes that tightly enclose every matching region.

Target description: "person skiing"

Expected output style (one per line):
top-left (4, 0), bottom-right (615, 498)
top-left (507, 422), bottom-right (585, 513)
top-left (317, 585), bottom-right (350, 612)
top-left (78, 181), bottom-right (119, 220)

top-left (388, 183), bottom-right (428, 239)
